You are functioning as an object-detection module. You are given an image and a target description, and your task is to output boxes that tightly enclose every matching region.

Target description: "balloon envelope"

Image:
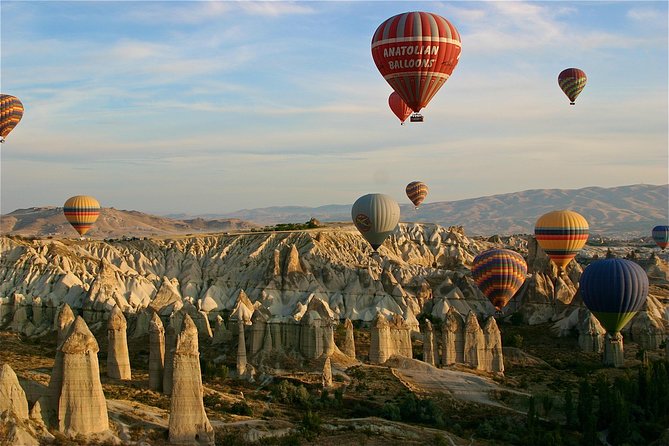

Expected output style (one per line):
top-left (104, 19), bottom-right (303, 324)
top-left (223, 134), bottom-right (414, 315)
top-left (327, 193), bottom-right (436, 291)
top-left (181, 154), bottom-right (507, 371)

top-left (651, 225), bottom-right (669, 249)
top-left (472, 249), bottom-right (527, 310)
top-left (0, 94), bottom-right (24, 141)
top-left (64, 195), bottom-right (100, 236)
top-left (405, 181), bottom-right (428, 207)
top-left (389, 92), bottom-right (412, 123)
top-left (534, 210), bottom-right (589, 270)
top-left (579, 258), bottom-right (648, 334)
top-left (351, 193), bottom-right (400, 251)
top-left (371, 11), bottom-right (461, 113)
top-left (558, 68), bottom-right (587, 105)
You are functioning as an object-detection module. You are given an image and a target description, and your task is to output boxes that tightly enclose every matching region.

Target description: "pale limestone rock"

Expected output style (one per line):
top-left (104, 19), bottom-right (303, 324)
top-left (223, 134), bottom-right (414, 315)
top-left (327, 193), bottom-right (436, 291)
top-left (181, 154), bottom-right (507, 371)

top-left (249, 307), bottom-right (271, 356)
top-left (149, 312), bottom-right (165, 392)
top-left (300, 311), bottom-right (324, 359)
top-left (578, 311), bottom-right (605, 353)
top-left (168, 314), bottom-right (214, 445)
top-left (0, 410), bottom-right (40, 446)
top-left (285, 244), bottom-right (304, 274)
top-left (483, 317), bottom-right (504, 373)
top-left (464, 312), bottom-right (485, 371)
top-left (212, 315), bottom-right (228, 345)
top-left (237, 322), bottom-right (247, 376)
top-left (603, 332), bottom-right (625, 368)
top-left (342, 318), bottom-right (356, 359)
top-left (322, 357), bottom-right (333, 389)
top-left (370, 313), bottom-right (392, 364)
top-left (132, 307), bottom-right (153, 338)
top-left (149, 277), bottom-right (182, 316)
top-left (390, 313), bottom-right (413, 358)
top-left (0, 363), bottom-right (29, 419)
top-left (55, 303), bottom-right (75, 347)
top-left (422, 320), bottom-right (435, 366)
top-left (230, 290), bottom-right (254, 323)
top-left (442, 307), bottom-right (465, 366)
top-left (107, 305), bottom-right (131, 380)
top-left (628, 311), bottom-right (665, 350)
top-left (163, 308), bottom-right (186, 395)
top-left (50, 316), bottom-right (109, 436)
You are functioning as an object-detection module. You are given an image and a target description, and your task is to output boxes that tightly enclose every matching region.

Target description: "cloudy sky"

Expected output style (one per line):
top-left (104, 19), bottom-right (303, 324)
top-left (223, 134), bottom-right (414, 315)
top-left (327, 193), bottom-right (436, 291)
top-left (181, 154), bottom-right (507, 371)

top-left (1, 1), bottom-right (667, 215)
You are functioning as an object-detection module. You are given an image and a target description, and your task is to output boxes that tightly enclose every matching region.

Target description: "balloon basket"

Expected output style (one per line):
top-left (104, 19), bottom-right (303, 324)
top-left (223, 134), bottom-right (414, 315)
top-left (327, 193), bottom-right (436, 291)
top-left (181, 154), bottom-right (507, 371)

top-left (410, 113), bottom-right (423, 122)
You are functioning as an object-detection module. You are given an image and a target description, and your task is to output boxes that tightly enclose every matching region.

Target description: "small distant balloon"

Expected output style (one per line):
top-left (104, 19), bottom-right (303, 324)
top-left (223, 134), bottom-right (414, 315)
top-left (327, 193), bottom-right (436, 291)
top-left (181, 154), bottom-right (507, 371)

top-left (651, 225), bottom-right (669, 250)
top-left (405, 181), bottom-right (428, 208)
top-left (472, 249), bottom-right (527, 311)
top-left (558, 68), bottom-right (587, 105)
top-left (351, 193), bottom-right (400, 252)
top-left (63, 195), bottom-right (100, 237)
top-left (389, 92), bottom-right (412, 124)
top-left (579, 258), bottom-right (648, 334)
top-left (0, 94), bottom-right (24, 142)
top-left (534, 210), bottom-right (589, 271)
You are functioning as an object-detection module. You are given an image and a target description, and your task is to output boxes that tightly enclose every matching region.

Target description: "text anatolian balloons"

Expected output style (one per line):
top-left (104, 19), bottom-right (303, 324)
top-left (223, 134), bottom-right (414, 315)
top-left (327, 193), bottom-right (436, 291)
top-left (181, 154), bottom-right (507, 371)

top-left (372, 11), bottom-right (461, 113)
top-left (351, 193), bottom-right (400, 252)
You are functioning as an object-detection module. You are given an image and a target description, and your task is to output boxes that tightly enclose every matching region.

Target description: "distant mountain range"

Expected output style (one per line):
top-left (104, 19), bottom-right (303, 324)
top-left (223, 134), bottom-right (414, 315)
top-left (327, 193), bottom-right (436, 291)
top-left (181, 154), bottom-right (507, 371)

top-left (170, 184), bottom-right (668, 237)
top-left (2, 184), bottom-right (666, 238)
top-left (0, 207), bottom-right (256, 238)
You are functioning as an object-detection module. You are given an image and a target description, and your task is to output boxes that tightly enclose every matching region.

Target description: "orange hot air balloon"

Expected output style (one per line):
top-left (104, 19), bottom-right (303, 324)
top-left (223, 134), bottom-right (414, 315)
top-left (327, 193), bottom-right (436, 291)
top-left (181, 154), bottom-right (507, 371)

top-left (1, 94), bottom-right (24, 142)
top-left (534, 210), bottom-right (589, 271)
top-left (63, 195), bottom-right (100, 237)
top-left (389, 92), bottom-right (412, 124)
top-left (405, 181), bottom-right (428, 208)
top-left (371, 11), bottom-right (461, 114)
top-left (558, 68), bottom-right (587, 105)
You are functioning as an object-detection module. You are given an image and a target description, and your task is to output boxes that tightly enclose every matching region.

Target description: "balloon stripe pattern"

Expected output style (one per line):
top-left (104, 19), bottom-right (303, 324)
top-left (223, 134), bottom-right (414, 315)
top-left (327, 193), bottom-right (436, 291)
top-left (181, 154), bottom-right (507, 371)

top-left (535, 210), bottom-right (589, 269)
top-left (351, 193), bottom-right (400, 252)
top-left (372, 11), bottom-right (461, 113)
top-left (0, 94), bottom-right (24, 140)
top-left (579, 258), bottom-right (648, 334)
top-left (651, 225), bottom-right (669, 249)
top-left (63, 195), bottom-right (100, 236)
top-left (405, 181), bottom-right (428, 208)
top-left (558, 68), bottom-right (587, 105)
top-left (389, 92), bottom-right (412, 123)
top-left (472, 249), bottom-right (527, 310)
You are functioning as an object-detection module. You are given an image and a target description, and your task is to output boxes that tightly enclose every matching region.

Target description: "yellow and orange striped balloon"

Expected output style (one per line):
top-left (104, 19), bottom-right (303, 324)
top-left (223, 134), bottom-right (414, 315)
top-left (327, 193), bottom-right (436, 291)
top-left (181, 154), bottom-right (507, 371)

top-left (534, 210), bottom-right (589, 270)
top-left (406, 181), bottom-right (428, 208)
top-left (63, 195), bottom-right (100, 236)
top-left (1, 94), bottom-right (24, 142)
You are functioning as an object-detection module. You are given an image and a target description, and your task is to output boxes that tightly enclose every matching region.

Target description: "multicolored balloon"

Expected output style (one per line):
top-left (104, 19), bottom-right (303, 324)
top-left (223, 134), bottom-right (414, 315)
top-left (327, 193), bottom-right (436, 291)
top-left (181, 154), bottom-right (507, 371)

top-left (351, 193), bottom-right (400, 252)
top-left (651, 225), bottom-right (669, 250)
top-left (579, 258), bottom-right (648, 334)
top-left (534, 210), bottom-right (589, 271)
top-left (558, 68), bottom-right (587, 105)
top-left (1, 94), bottom-right (24, 142)
top-left (405, 181), bottom-right (428, 208)
top-left (372, 11), bottom-right (461, 113)
top-left (63, 195), bottom-right (100, 236)
top-left (472, 249), bottom-right (528, 310)
top-left (389, 92), bottom-right (412, 124)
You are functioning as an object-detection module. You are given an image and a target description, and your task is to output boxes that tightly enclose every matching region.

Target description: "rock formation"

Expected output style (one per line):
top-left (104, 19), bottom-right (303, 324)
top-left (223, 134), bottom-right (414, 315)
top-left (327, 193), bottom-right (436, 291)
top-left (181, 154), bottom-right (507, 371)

top-left (603, 332), bottom-right (625, 368)
top-left (442, 307), bottom-right (464, 366)
top-left (168, 314), bottom-right (215, 445)
top-left (48, 316), bottom-right (109, 436)
top-left (342, 318), bottom-right (356, 359)
top-left (322, 356), bottom-right (333, 389)
top-left (107, 305), bottom-right (131, 380)
top-left (0, 363), bottom-right (29, 420)
top-left (369, 312), bottom-right (392, 364)
top-left (55, 303), bottom-right (75, 346)
top-left (464, 312), bottom-right (485, 371)
top-left (482, 316), bottom-right (504, 373)
top-left (237, 321), bottom-right (247, 377)
top-left (422, 320), bottom-right (435, 366)
top-left (300, 311), bottom-right (324, 359)
top-left (578, 311), bottom-right (605, 353)
top-left (163, 308), bottom-right (186, 395)
top-left (149, 312), bottom-right (165, 391)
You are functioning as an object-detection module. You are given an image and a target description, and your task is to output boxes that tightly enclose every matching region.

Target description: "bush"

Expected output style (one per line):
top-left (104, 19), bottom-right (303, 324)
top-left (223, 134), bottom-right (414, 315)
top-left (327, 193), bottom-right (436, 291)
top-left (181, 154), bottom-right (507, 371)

top-left (380, 403), bottom-right (401, 421)
top-left (230, 401), bottom-right (253, 416)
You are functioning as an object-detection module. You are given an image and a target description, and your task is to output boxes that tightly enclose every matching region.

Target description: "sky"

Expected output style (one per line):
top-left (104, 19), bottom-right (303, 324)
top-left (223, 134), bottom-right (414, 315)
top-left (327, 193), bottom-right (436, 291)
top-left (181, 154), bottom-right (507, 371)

top-left (1, 0), bottom-right (667, 216)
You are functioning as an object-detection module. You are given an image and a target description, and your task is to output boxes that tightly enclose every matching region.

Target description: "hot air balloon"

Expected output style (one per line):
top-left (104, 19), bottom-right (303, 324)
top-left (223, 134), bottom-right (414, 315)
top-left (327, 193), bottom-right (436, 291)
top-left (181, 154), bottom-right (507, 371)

top-left (558, 68), bottom-right (587, 105)
top-left (63, 195), bottom-right (100, 237)
top-left (472, 249), bottom-right (527, 311)
top-left (405, 181), bottom-right (428, 208)
top-left (389, 92), bottom-right (412, 124)
top-left (651, 225), bottom-right (669, 250)
top-left (579, 258), bottom-right (648, 334)
top-left (371, 11), bottom-right (461, 120)
top-left (534, 210), bottom-right (589, 272)
top-left (1, 94), bottom-right (24, 142)
top-left (351, 193), bottom-right (400, 252)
